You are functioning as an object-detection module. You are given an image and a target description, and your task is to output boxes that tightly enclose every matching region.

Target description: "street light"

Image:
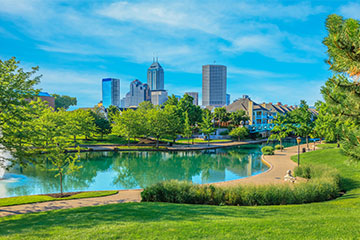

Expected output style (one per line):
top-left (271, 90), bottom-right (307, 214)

top-left (296, 137), bottom-right (301, 166)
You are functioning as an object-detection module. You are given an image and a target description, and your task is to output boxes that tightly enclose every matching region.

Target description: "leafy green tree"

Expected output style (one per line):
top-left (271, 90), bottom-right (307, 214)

top-left (229, 127), bottom-right (249, 141)
top-left (314, 101), bottom-right (342, 146)
top-left (179, 94), bottom-right (202, 126)
top-left (182, 112), bottom-right (193, 144)
top-left (107, 105), bottom-right (120, 123)
top-left (32, 108), bottom-right (82, 196)
top-left (52, 94), bottom-right (77, 110)
top-left (163, 105), bottom-right (183, 143)
top-left (229, 110), bottom-right (249, 126)
top-left (67, 109), bottom-right (96, 143)
top-left (0, 57), bottom-right (43, 167)
top-left (147, 107), bottom-right (168, 148)
top-left (268, 114), bottom-right (290, 151)
top-left (88, 107), bottom-right (111, 139)
top-left (199, 110), bottom-right (215, 146)
top-left (112, 109), bottom-right (142, 146)
top-left (322, 14), bottom-right (360, 159)
top-left (214, 107), bottom-right (228, 127)
top-left (288, 100), bottom-right (314, 150)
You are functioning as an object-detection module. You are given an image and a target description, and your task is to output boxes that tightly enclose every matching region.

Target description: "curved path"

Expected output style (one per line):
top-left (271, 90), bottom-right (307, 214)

top-left (0, 143), bottom-right (309, 218)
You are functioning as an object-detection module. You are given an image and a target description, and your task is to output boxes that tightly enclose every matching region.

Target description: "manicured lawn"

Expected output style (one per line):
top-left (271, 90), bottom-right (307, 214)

top-left (1, 145), bottom-right (359, 239)
top-left (176, 139), bottom-right (232, 144)
top-left (0, 191), bottom-right (118, 207)
top-left (317, 143), bottom-right (339, 149)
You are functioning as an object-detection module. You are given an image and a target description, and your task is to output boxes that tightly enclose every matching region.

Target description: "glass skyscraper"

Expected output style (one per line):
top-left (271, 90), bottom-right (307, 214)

top-left (202, 65), bottom-right (227, 107)
top-left (102, 78), bottom-right (120, 108)
top-left (147, 58), bottom-right (164, 90)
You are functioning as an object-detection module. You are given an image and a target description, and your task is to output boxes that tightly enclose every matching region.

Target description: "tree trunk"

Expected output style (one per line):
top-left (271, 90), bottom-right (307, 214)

top-left (59, 170), bottom-right (63, 196)
top-left (128, 137), bottom-right (130, 147)
top-left (280, 138), bottom-right (283, 152)
top-left (101, 133), bottom-right (103, 140)
top-left (337, 135), bottom-right (340, 148)
top-left (238, 136), bottom-right (240, 141)
top-left (207, 134), bottom-right (210, 146)
top-left (306, 136), bottom-right (309, 150)
top-left (156, 137), bottom-right (159, 149)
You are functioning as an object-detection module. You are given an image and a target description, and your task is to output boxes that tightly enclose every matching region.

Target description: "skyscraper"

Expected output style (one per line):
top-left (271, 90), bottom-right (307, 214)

top-left (147, 58), bottom-right (164, 90)
top-left (226, 93), bottom-right (230, 106)
top-left (125, 79), bottom-right (151, 107)
top-left (185, 92), bottom-right (199, 105)
top-left (102, 78), bottom-right (120, 108)
top-left (202, 65), bottom-right (227, 107)
top-left (151, 90), bottom-right (168, 106)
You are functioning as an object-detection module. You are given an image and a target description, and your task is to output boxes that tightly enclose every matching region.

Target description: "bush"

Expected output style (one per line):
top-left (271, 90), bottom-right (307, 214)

top-left (141, 164), bottom-right (341, 206)
top-left (219, 130), bottom-right (229, 135)
top-left (275, 144), bottom-right (284, 150)
top-left (261, 146), bottom-right (274, 155)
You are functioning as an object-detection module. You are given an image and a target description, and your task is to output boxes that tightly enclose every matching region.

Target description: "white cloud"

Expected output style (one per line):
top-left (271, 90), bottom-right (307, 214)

top-left (339, 2), bottom-right (360, 19)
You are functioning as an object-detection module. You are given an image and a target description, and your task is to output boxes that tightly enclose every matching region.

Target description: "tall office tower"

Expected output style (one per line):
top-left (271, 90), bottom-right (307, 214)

top-left (226, 94), bottom-right (230, 106)
top-left (202, 65), bottom-right (227, 107)
top-left (102, 78), bottom-right (120, 108)
top-left (126, 79), bottom-right (151, 107)
top-left (151, 90), bottom-right (168, 106)
top-left (147, 58), bottom-right (164, 90)
top-left (185, 92), bottom-right (199, 105)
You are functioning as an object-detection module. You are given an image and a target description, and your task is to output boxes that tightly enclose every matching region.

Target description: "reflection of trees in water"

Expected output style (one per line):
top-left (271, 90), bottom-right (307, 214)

top-left (6, 145), bottom-right (272, 195)
top-left (7, 152), bottom-right (114, 195)
top-left (111, 149), bottom-right (262, 188)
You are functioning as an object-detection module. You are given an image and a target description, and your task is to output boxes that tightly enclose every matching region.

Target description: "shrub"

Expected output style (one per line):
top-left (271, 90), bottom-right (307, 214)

top-left (219, 130), bottom-right (229, 135)
top-left (275, 144), bottom-right (284, 150)
top-left (261, 146), bottom-right (274, 155)
top-left (141, 164), bottom-right (341, 206)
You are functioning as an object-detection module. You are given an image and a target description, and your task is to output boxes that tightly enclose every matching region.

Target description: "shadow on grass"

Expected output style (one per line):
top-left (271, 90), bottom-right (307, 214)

top-left (0, 202), bottom-right (280, 236)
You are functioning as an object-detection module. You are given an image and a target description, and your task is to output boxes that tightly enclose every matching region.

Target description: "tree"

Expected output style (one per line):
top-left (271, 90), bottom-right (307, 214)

top-left (67, 109), bottom-right (96, 143)
top-left (322, 14), bottom-right (360, 159)
top-left (163, 105), bottom-right (183, 143)
top-left (214, 107), bottom-right (228, 127)
top-left (199, 110), bottom-right (215, 146)
top-left (229, 127), bottom-right (249, 141)
top-left (32, 108), bottom-right (82, 196)
top-left (0, 57), bottom-right (43, 167)
top-left (112, 110), bottom-right (138, 146)
top-left (147, 107), bottom-right (168, 148)
top-left (229, 110), bottom-right (249, 126)
top-left (288, 100), bottom-right (314, 150)
top-left (107, 105), bottom-right (120, 123)
top-left (182, 112), bottom-right (193, 144)
top-left (88, 107), bottom-right (111, 139)
top-left (52, 94), bottom-right (77, 110)
top-left (268, 114), bottom-right (290, 151)
top-left (314, 101), bottom-right (342, 146)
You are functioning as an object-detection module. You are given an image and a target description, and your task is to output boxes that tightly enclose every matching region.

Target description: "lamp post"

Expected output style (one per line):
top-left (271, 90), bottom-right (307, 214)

top-left (296, 137), bottom-right (301, 166)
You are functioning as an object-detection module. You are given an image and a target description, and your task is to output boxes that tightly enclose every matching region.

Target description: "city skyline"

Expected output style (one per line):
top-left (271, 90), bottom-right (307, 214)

top-left (1, 1), bottom-right (359, 108)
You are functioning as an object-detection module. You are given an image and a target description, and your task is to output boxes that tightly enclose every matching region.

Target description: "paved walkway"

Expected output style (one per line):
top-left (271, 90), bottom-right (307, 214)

top-left (213, 144), bottom-right (307, 186)
top-left (0, 143), bottom-right (309, 218)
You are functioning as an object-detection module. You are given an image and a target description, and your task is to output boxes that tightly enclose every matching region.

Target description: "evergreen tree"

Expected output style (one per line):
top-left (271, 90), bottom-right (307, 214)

top-left (322, 14), bottom-right (360, 159)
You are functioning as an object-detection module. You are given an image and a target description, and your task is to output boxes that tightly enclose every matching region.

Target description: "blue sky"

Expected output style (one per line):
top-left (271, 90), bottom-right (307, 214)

top-left (1, 0), bottom-right (359, 108)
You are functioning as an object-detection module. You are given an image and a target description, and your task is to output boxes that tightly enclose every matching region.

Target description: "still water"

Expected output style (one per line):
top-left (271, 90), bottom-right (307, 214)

top-left (0, 141), bottom-right (298, 198)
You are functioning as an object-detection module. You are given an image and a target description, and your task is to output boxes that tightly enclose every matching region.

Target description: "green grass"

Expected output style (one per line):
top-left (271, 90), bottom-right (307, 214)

top-left (175, 139), bottom-right (232, 144)
top-left (317, 143), bottom-right (339, 149)
top-left (1, 144), bottom-right (360, 239)
top-left (0, 191), bottom-right (118, 207)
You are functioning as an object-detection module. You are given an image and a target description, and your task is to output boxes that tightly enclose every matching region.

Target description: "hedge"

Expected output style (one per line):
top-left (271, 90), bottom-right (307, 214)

top-left (261, 146), bottom-right (274, 155)
top-left (141, 164), bottom-right (341, 206)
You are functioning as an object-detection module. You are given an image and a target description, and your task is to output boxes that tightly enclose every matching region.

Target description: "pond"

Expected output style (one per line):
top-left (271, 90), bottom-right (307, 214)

top-left (0, 140), bottom-right (300, 198)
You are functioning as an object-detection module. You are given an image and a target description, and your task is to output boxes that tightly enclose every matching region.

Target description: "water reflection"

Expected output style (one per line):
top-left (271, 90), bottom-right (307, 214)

top-left (0, 141), bottom-right (297, 198)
